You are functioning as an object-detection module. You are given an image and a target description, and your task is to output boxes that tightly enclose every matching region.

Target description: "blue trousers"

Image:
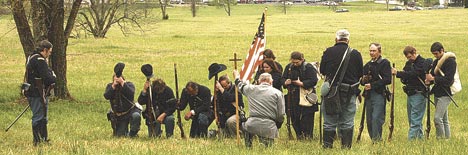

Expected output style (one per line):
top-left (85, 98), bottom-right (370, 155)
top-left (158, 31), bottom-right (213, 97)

top-left (189, 112), bottom-right (212, 138)
top-left (407, 92), bottom-right (425, 140)
top-left (147, 115), bottom-right (175, 138)
top-left (434, 96), bottom-right (451, 139)
top-left (365, 91), bottom-right (386, 141)
top-left (114, 108), bottom-right (141, 137)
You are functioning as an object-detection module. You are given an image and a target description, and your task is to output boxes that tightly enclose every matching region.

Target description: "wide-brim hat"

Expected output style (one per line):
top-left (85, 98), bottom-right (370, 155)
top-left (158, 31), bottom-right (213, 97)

top-left (141, 64), bottom-right (154, 79)
top-left (208, 63), bottom-right (227, 80)
top-left (114, 62), bottom-right (125, 77)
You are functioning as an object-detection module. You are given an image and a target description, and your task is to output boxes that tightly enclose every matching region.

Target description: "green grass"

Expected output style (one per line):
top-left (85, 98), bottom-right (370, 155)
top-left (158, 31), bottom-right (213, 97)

top-left (1, 3), bottom-right (468, 154)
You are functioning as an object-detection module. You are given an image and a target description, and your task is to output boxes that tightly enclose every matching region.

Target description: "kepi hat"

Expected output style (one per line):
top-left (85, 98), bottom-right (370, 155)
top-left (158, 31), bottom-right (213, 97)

top-left (141, 64), bottom-right (154, 79)
top-left (114, 62), bottom-right (125, 77)
top-left (208, 63), bottom-right (227, 80)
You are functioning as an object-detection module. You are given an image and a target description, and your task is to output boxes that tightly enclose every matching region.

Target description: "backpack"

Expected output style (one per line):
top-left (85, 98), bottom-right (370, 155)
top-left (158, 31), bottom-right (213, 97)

top-left (435, 52), bottom-right (461, 95)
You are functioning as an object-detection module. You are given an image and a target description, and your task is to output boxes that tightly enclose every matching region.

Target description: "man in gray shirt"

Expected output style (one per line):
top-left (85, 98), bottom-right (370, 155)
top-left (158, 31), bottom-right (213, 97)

top-left (234, 70), bottom-right (285, 148)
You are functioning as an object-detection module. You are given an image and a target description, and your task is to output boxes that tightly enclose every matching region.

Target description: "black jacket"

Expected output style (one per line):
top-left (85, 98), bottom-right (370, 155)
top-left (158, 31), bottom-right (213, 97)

top-left (138, 85), bottom-right (176, 117)
top-left (361, 56), bottom-right (392, 94)
top-left (26, 52), bottom-right (56, 97)
top-left (179, 84), bottom-right (212, 115)
top-left (104, 82), bottom-right (136, 113)
top-left (430, 56), bottom-right (456, 97)
top-left (320, 42), bottom-right (363, 87)
top-left (396, 55), bottom-right (428, 90)
top-left (283, 61), bottom-right (318, 91)
top-left (216, 83), bottom-right (244, 118)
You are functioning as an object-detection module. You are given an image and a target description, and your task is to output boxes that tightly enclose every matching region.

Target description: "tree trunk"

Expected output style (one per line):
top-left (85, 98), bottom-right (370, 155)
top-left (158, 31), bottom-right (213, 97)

top-left (11, 0), bottom-right (34, 59)
top-left (12, 0), bottom-right (82, 100)
top-left (191, 0), bottom-right (196, 17)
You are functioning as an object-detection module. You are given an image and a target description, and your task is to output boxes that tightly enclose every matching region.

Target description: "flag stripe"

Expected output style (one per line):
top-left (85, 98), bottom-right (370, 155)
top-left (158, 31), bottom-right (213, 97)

top-left (240, 12), bottom-right (266, 82)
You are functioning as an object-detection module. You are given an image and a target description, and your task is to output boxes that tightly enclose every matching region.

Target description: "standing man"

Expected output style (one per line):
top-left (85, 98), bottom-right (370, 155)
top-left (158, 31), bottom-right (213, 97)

top-left (104, 63), bottom-right (141, 137)
top-left (235, 71), bottom-right (285, 147)
top-left (138, 78), bottom-right (176, 138)
top-left (215, 75), bottom-right (244, 137)
top-left (425, 42), bottom-right (457, 139)
top-left (361, 43), bottom-right (391, 142)
top-left (392, 46), bottom-right (428, 140)
top-left (320, 29), bottom-right (363, 149)
top-left (179, 81), bottom-right (214, 138)
top-left (25, 40), bottom-right (56, 146)
top-left (282, 51), bottom-right (319, 140)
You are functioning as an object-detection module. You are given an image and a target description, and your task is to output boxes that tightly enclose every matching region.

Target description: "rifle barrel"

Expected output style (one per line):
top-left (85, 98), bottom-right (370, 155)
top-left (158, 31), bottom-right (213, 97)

top-left (5, 105), bottom-right (30, 132)
top-left (174, 63), bottom-right (185, 139)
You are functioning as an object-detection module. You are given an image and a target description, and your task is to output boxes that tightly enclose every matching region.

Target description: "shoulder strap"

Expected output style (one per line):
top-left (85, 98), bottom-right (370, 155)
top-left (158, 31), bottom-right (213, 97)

top-left (24, 54), bottom-right (41, 83)
top-left (336, 48), bottom-right (353, 85)
top-left (330, 47), bottom-right (352, 85)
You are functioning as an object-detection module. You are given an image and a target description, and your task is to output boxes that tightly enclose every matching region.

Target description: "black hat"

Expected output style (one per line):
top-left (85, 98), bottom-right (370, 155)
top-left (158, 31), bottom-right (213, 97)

top-left (208, 63), bottom-right (227, 80)
top-left (141, 64), bottom-right (154, 79)
top-left (114, 62), bottom-right (125, 77)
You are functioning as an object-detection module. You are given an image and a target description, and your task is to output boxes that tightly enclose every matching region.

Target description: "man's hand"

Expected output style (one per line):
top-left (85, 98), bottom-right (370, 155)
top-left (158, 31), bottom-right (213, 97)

top-left (215, 81), bottom-right (223, 92)
top-left (233, 70), bottom-right (240, 79)
top-left (391, 68), bottom-right (397, 75)
top-left (184, 111), bottom-right (192, 120)
top-left (157, 113), bottom-right (166, 124)
top-left (143, 81), bottom-right (150, 93)
top-left (364, 83), bottom-right (372, 91)
top-left (292, 79), bottom-right (303, 87)
top-left (425, 74), bottom-right (434, 85)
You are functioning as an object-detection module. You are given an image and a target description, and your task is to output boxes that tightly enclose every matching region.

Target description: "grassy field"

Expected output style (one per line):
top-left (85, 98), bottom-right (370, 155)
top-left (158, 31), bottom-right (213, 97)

top-left (1, 2), bottom-right (468, 154)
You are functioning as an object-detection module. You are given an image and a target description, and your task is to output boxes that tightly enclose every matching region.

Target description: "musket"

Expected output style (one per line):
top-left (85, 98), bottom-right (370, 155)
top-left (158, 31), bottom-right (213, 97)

top-left (286, 67), bottom-right (294, 140)
top-left (145, 78), bottom-right (158, 137)
top-left (356, 92), bottom-right (367, 142)
top-left (5, 104), bottom-right (30, 132)
top-left (319, 99), bottom-right (322, 144)
top-left (442, 88), bottom-right (459, 108)
top-left (425, 64), bottom-right (432, 139)
top-left (357, 70), bottom-right (372, 142)
top-left (174, 63), bottom-right (186, 138)
top-left (213, 75), bottom-right (221, 136)
top-left (388, 63), bottom-right (395, 141)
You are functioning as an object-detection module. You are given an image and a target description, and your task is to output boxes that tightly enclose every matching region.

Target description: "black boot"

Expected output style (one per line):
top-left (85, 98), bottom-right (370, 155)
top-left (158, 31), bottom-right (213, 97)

top-left (40, 121), bottom-right (49, 143)
top-left (323, 130), bottom-right (336, 149)
top-left (32, 125), bottom-right (41, 146)
top-left (244, 131), bottom-right (253, 148)
top-left (129, 130), bottom-right (139, 138)
top-left (340, 129), bottom-right (353, 149)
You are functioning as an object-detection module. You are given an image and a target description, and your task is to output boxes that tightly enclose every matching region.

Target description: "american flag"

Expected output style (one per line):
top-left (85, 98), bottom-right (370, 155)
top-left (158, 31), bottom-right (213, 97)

top-left (240, 12), bottom-right (266, 82)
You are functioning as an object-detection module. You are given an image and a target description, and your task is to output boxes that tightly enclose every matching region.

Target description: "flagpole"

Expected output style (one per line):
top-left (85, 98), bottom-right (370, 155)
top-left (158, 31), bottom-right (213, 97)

top-left (264, 7), bottom-right (267, 43)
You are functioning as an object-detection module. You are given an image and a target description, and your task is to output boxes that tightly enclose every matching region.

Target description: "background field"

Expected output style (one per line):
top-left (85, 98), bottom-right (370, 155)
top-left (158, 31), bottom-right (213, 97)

top-left (1, 2), bottom-right (468, 154)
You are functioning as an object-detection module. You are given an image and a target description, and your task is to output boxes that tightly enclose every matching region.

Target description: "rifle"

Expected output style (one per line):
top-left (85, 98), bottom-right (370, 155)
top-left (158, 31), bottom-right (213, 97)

top-left (388, 63), bottom-right (395, 141)
top-left (286, 68), bottom-right (294, 140)
top-left (357, 70), bottom-right (372, 142)
top-left (213, 74), bottom-right (221, 135)
top-left (425, 64), bottom-right (432, 139)
top-left (145, 79), bottom-right (158, 137)
top-left (174, 63), bottom-right (186, 138)
top-left (319, 100), bottom-right (322, 144)
top-left (5, 105), bottom-right (30, 132)
top-left (356, 92), bottom-right (367, 142)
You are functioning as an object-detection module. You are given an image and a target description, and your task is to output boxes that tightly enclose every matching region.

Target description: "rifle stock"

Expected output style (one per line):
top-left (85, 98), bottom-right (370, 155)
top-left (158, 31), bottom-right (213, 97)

top-left (174, 64), bottom-right (186, 138)
top-left (286, 68), bottom-right (294, 140)
top-left (388, 63), bottom-right (395, 141)
top-left (425, 64), bottom-right (432, 139)
top-left (356, 92), bottom-right (367, 142)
